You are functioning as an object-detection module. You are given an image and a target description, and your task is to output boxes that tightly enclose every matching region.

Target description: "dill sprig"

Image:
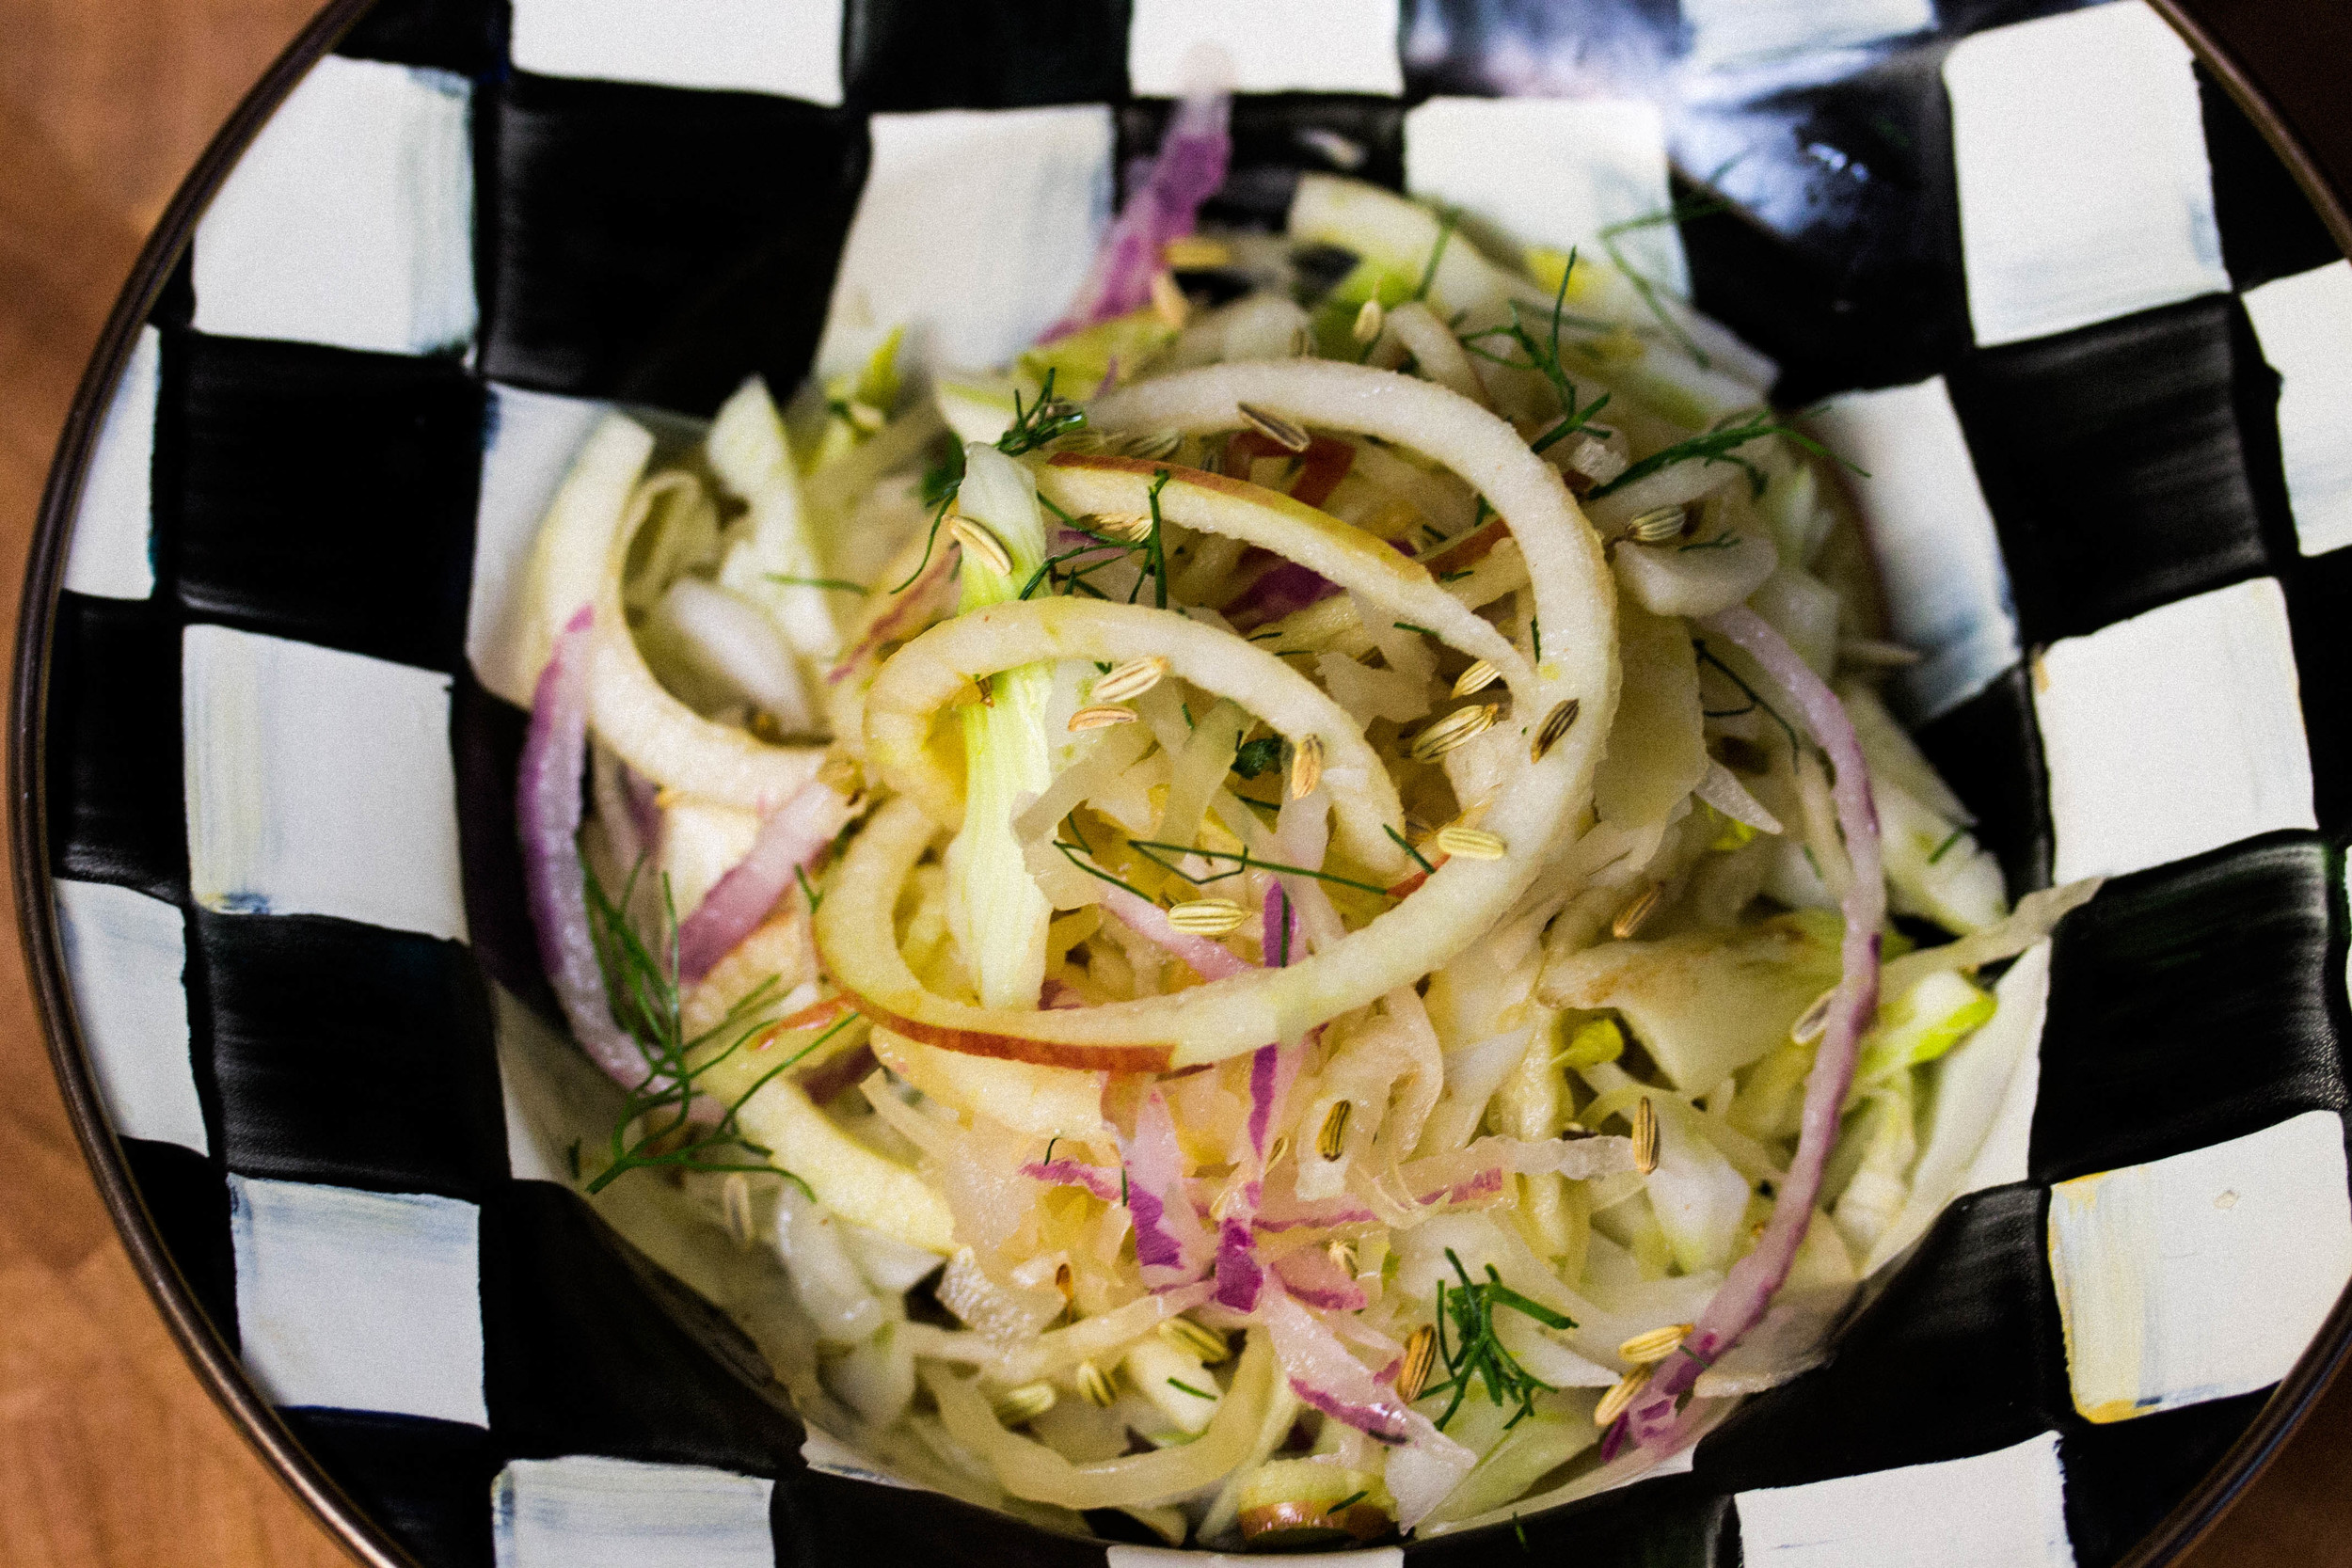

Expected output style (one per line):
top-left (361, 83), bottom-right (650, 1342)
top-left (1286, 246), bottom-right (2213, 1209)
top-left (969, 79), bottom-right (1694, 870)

top-left (767, 574), bottom-right (867, 594)
top-left (996, 367), bottom-right (1088, 457)
top-left (580, 862), bottom-right (841, 1197)
top-left (1458, 254), bottom-right (1614, 455)
top-left (1421, 1248), bottom-right (1576, 1431)
top-left (1589, 408), bottom-right (1861, 500)
top-left (892, 369), bottom-right (1087, 592)
top-left (1124, 837), bottom-right (1397, 899)
top-left (1386, 823), bottom-right (1435, 876)
top-left (1592, 177), bottom-right (1744, 367)
top-left (1692, 638), bottom-right (1802, 765)
top-left (1126, 467), bottom-right (1173, 610)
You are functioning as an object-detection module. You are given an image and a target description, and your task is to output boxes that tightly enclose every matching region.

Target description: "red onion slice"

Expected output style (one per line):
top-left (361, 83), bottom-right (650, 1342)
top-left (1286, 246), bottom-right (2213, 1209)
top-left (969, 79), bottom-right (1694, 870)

top-left (1613, 604), bottom-right (1883, 1456)
top-left (1270, 1244), bottom-right (1365, 1312)
top-left (1043, 87), bottom-right (1231, 339)
top-left (517, 606), bottom-right (646, 1088)
top-left (674, 778), bottom-right (857, 983)
top-left (1213, 1212), bottom-right (1266, 1311)
top-left (1120, 1089), bottom-right (1216, 1286)
top-left (1020, 1158), bottom-right (1125, 1204)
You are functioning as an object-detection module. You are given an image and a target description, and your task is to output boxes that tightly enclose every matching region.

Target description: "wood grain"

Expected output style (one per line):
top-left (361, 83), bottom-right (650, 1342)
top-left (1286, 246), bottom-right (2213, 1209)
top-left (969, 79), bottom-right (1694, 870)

top-left (0, 4), bottom-right (2346, 1565)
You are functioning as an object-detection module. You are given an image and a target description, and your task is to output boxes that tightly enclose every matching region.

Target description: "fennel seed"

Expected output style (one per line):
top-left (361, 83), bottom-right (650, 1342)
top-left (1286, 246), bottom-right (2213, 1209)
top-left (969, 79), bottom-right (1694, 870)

top-left (1068, 705), bottom-right (1139, 732)
top-left (1408, 703), bottom-right (1501, 762)
top-left (1352, 298), bottom-right (1386, 345)
top-left (1632, 1097), bottom-right (1660, 1176)
top-left (1398, 1324), bottom-right (1438, 1402)
top-left (1091, 655), bottom-right (1169, 704)
top-left (1618, 1323), bottom-right (1694, 1366)
top-left (1083, 510), bottom-right (1154, 543)
top-left (1611, 881), bottom-right (1663, 940)
top-left (993, 1381), bottom-right (1058, 1425)
top-left (1289, 324), bottom-right (1315, 358)
top-left (1168, 898), bottom-right (1248, 936)
top-left (1161, 1316), bottom-right (1232, 1364)
top-left (1150, 269), bottom-right (1190, 328)
top-left (1790, 985), bottom-right (1836, 1045)
top-left (1434, 825), bottom-right (1506, 861)
top-left (949, 515), bottom-right (1014, 576)
top-left (1317, 1100), bottom-right (1353, 1161)
top-left (1267, 1134), bottom-right (1291, 1167)
top-left (1119, 429), bottom-right (1185, 461)
top-left (1289, 735), bottom-right (1325, 800)
top-left (1533, 698), bottom-right (1581, 763)
top-left (1076, 1359), bottom-right (1120, 1408)
top-left (1236, 402), bottom-right (1311, 453)
top-left (1452, 658), bottom-right (1502, 698)
top-left (1161, 235), bottom-right (1232, 269)
top-left (1626, 505), bottom-right (1690, 545)
top-left (1594, 1363), bottom-right (1651, 1427)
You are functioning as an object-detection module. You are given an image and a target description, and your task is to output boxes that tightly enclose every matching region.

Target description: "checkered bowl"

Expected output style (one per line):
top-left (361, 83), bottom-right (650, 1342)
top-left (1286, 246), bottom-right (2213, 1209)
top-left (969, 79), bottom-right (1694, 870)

top-left (16, 1), bottom-right (2352, 1565)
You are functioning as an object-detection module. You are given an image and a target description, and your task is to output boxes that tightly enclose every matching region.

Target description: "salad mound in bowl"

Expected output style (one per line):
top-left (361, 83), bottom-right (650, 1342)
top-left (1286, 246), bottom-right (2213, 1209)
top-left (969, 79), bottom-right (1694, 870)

top-left (493, 86), bottom-right (2095, 1550)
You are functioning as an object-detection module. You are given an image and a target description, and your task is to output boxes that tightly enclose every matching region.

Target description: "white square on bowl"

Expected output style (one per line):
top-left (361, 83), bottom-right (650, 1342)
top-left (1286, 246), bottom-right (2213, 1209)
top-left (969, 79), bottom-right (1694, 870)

top-left (493, 1455), bottom-right (774, 1568)
top-left (63, 325), bottom-right (160, 602)
top-left (1946, 1), bottom-right (2228, 348)
top-left (1129, 0), bottom-right (1404, 97)
top-left (2037, 577), bottom-right (2313, 884)
top-left (193, 56), bottom-right (475, 357)
top-left (230, 1174), bottom-right (485, 1425)
top-left (815, 106), bottom-right (1113, 380)
top-left (2049, 1110), bottom-right (2352, 1422)
top-left (1735, 1432), bottom-right (2076, 1568)
top-left (2243, 261), bottom-right (2352, 558)
top-left (52, 878), bottom-right (205, 1154)
top-left (183, 625), bottom-right (468, 942)
top-left (1805, 376), bottom-right (2019, 723)
top-left (1682, 0), bottom-right (1933, 71)
top-left (1404, 97), bottom-right (1686, 298)
top-left (510, 0), bottom-right (845, 105)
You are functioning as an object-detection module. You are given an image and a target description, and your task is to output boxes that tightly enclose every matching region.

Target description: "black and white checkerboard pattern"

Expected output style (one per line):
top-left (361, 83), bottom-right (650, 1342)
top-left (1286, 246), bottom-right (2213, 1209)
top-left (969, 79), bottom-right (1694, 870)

top-left (36, 0), bottom-right (2352, 1563)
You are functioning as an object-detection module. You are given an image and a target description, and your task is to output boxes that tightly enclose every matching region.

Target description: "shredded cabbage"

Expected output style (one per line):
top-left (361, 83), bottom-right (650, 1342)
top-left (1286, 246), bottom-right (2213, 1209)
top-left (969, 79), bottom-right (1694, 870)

top-left (502, 146), bottom-right (2101, 1547)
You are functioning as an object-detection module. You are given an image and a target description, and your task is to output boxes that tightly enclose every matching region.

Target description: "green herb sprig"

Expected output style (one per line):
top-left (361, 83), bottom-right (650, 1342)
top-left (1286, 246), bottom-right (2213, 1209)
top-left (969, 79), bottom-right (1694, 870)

top-left (1421, 1248), bottom-right (1577, 1431)
top-left (580, 862), bottom-right (846, 1196)
top-left (766, 575), bottom-right (868, 594)
top-left (1458, 253), bottom-right (1615, 456)
top-left (1692, 638), bottom-right (1803, 766)
top-left (1589, 408), bottom-right (1863, 500)
top-left (1124, 837), bottom-right (1395, 899)
top-left (892, 368), bottom-right (1087, 592)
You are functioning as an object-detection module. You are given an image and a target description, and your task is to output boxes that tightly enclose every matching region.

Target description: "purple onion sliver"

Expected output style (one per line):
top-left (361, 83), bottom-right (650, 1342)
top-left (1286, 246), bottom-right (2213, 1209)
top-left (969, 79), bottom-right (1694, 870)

top-left (1019, 1159), bottom-right (1126, 1204)
top-left (516, 607), bottom-right (645, 1088)
top-left (1042, 88), bottom-right (1231, 338)
top-left (1213, 1216), bottom-right (1264, 1311)
top-left (1618, 606), bottom-right (1886, 1454)
top-left (674, 778), bottom-right (855, 984)
top-left (1263, 884), bottom-right (1297, 972)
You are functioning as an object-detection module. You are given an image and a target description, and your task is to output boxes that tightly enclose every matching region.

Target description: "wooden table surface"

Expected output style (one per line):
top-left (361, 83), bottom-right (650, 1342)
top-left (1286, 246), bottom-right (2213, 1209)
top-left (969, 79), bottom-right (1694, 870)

top-left (4, 4), bottom-right (2351, 1564)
